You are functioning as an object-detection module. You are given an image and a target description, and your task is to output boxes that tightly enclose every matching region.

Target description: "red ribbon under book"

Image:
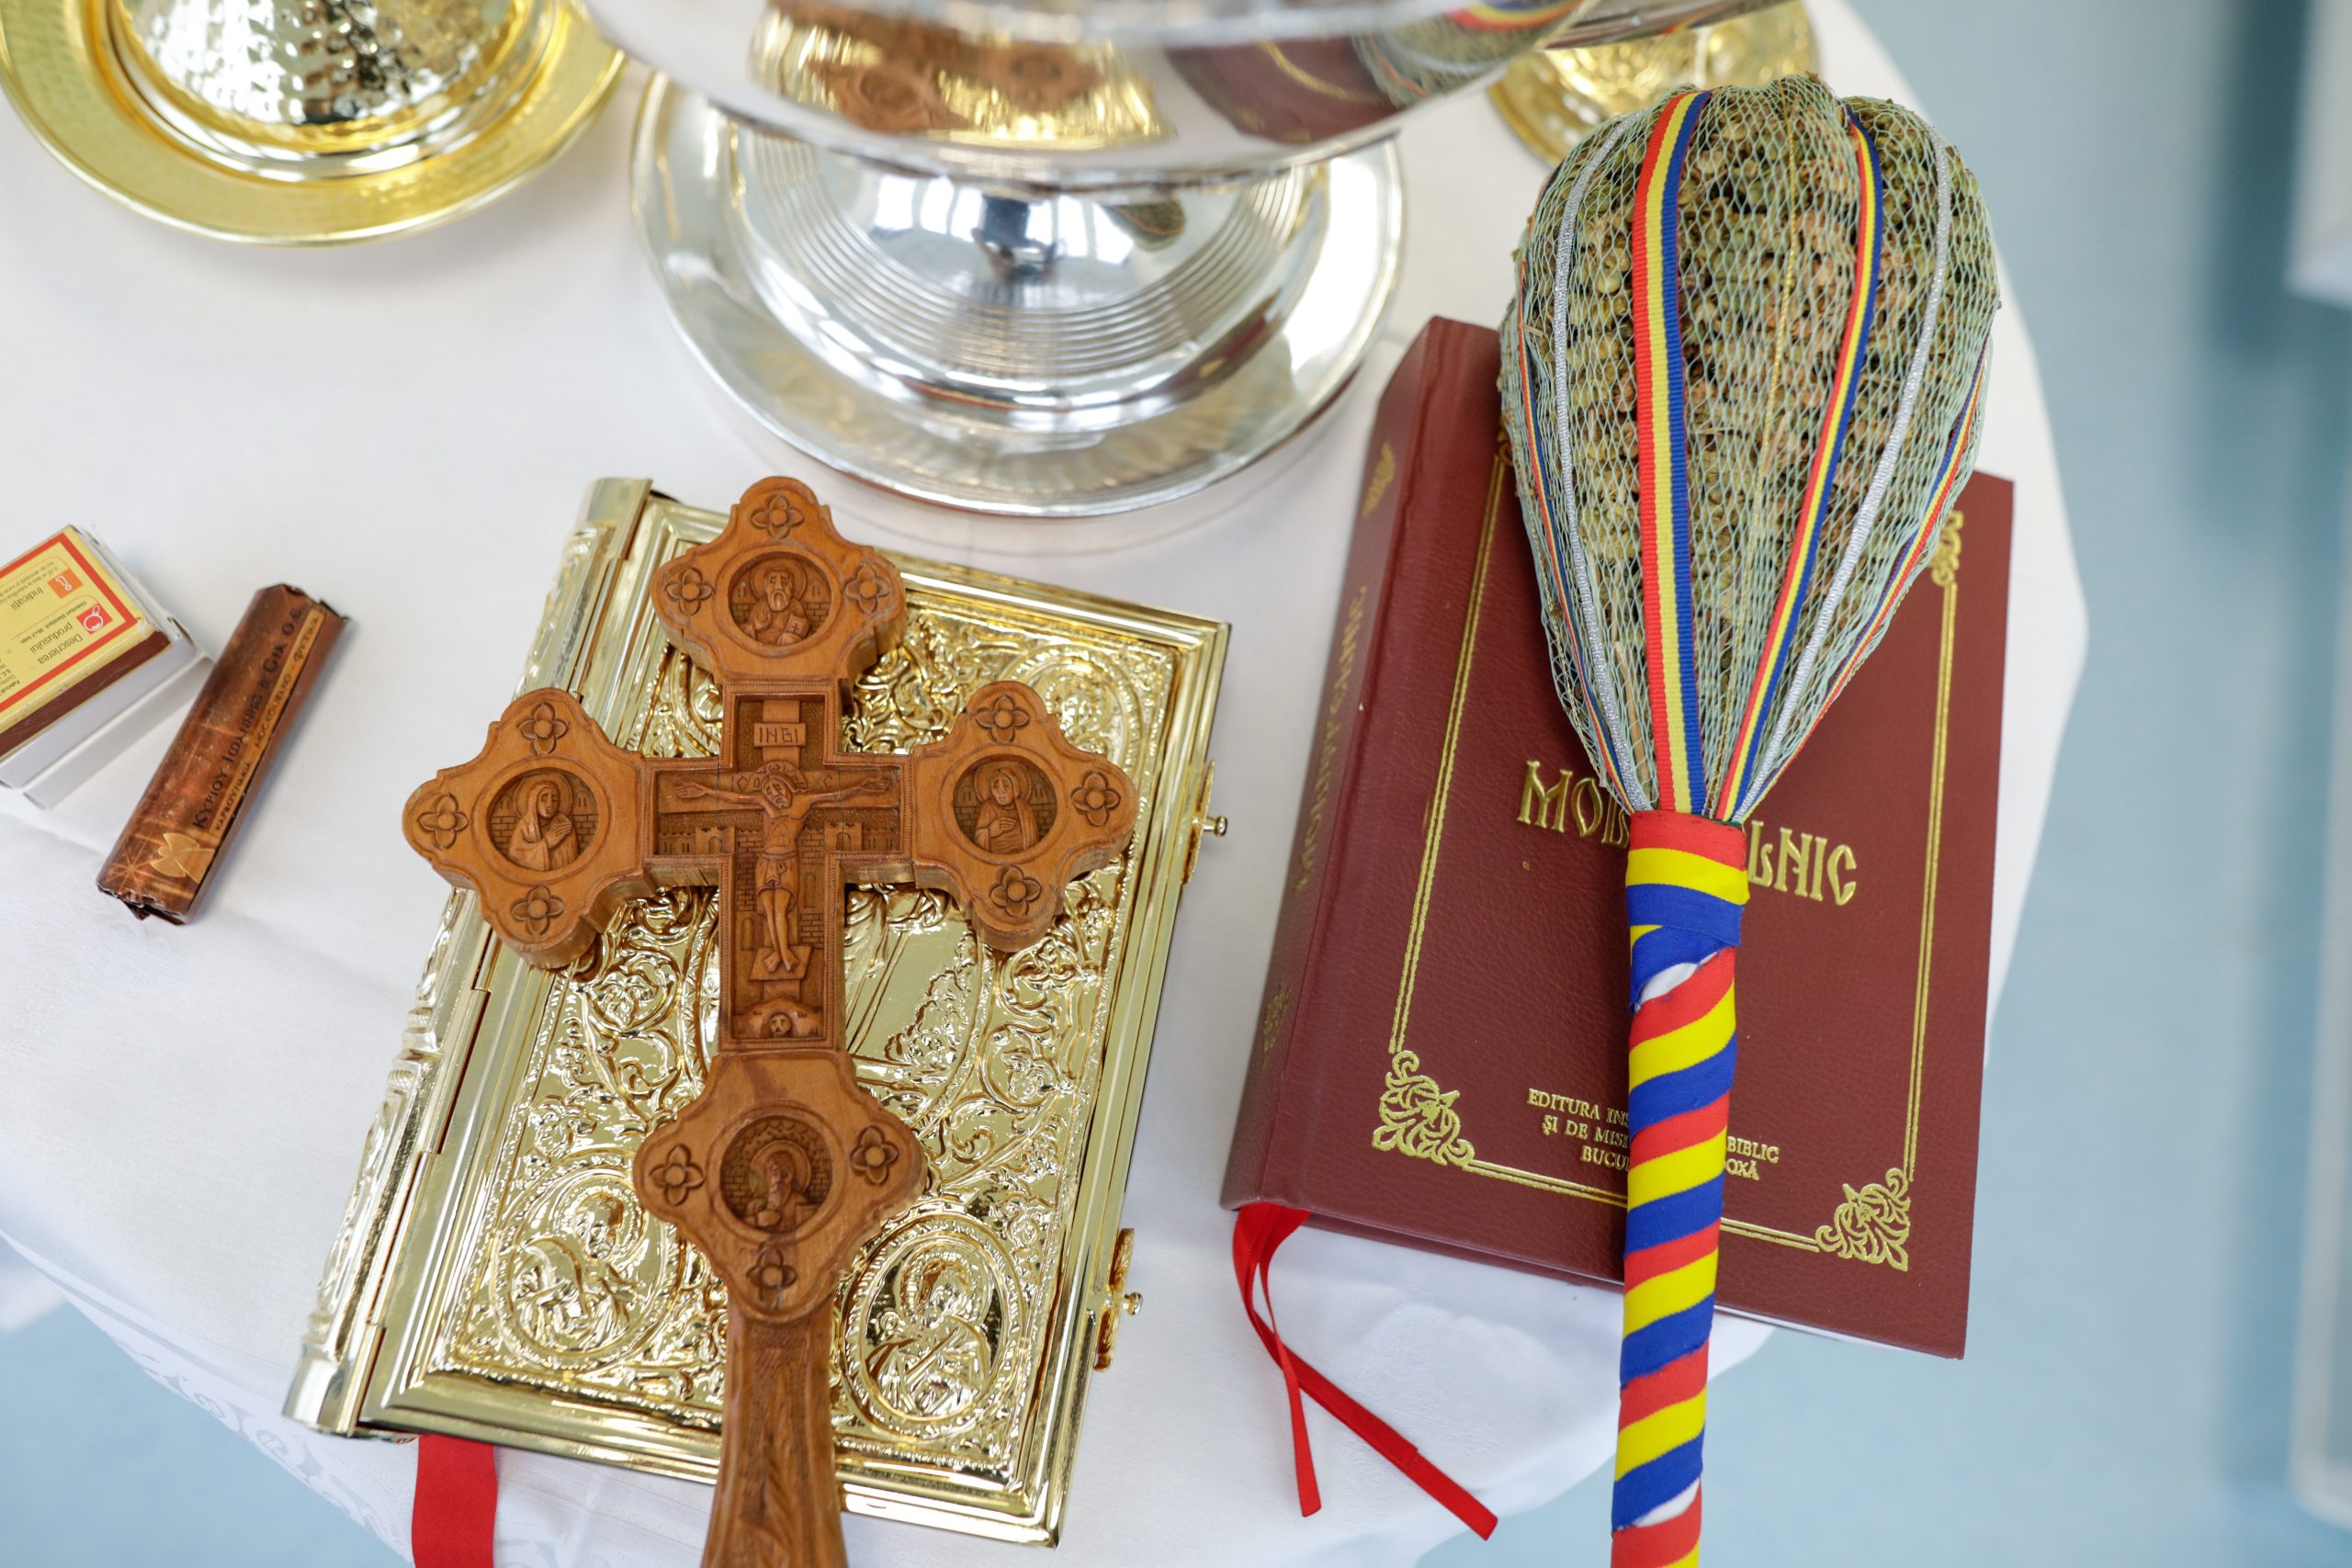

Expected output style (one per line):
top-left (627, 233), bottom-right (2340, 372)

top-left (413, 1434), bottom-right (498, 1568)
top-left (1231, 1202), bottom-right (1497, 1539)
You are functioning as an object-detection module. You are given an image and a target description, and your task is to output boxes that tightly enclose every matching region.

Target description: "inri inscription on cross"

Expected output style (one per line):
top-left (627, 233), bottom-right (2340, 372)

top-left (401, 478), bottom-right (1136, 1568)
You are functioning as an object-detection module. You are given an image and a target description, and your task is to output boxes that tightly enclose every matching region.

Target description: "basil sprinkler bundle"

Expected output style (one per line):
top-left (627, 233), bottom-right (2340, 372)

top-left (1500, 76), bottom-right (1997, 1566)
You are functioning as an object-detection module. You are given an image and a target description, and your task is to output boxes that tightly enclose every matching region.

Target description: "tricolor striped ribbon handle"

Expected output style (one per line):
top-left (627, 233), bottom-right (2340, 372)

top-left (1502, 76), bottom-right (1979, 1568)
top-left (1612, 812), bottom-right (1747, 1568)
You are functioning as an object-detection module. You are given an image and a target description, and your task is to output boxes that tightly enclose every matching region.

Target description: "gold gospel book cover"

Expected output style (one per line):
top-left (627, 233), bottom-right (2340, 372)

top-left (288, 479), bottom-right (1227, 1545)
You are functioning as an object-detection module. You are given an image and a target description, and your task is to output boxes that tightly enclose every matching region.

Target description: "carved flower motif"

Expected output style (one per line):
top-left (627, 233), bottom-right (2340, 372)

top-left (663, 565), bottom-right (715, 614)
top-left (413, 793), bottom-right (469, 850)
top-left (843, 563), bottom-right (890, 615)
top-left (751, 1245), bottom-right (798, 1302)
top-left (1070, 769), bottom-right (1122, 828)
top-left (650, 1145), bottom-right (704, 1204)
top-left (516, 699), bottom-right (571, 757)
top-left (850, 1125), bottom-right (899, 1186)
top-left (510, 885), bottom-right (565, 935)
top-left (990, 864), bottom-right (1044, 919)
top-left (746, 486), bottom-right (813, 536)
top-left (974, 692), bottom-right (1031, 743)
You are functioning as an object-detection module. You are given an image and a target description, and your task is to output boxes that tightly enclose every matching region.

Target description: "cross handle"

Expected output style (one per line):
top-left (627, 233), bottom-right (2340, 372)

top-left (634, 1048), bottom-right (922, 1568)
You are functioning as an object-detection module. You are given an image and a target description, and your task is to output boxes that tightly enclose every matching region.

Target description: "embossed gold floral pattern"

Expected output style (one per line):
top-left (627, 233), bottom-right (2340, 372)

top-left (424, 575), bottom-right (1174, 1489)
top-left (1813, 1168), bottom-right (1912, 1271)
top-left (1372, 1049), bottom-right (1476, 1167)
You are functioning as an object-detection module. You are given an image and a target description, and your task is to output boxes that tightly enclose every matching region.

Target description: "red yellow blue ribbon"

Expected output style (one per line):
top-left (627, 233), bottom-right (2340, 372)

top-left (1712, 112), bottom-right (1887, 819)
top-left (1604, 92), bottom-right (1950, 1568)
top-left (1632, 90), bottom-right (1713, 816)
top-left (1613, 812), bottom-right (1747, 1568)
top-left (1448, 0), bottom-right (1587, 32)
top-left (1509, 91), bottom-right (1986, 1568)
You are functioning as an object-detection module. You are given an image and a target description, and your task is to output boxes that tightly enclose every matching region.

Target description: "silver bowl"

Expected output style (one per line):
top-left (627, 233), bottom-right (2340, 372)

top-left (605, 0), bottom-right (1768, 517)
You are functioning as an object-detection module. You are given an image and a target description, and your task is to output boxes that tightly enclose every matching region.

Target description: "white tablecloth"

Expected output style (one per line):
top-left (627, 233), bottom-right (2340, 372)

top-left (0, 3), bottom-right (2085, 1562)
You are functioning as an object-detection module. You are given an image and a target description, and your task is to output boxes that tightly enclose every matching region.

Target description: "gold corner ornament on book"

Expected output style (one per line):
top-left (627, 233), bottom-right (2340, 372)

top-left (0, 0), bottom-right (619, 243)
top-left (288, 478), bottom-right (1227, 1548)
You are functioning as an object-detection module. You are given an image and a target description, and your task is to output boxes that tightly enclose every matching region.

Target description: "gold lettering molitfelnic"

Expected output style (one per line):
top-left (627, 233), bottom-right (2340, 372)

top-left (1511, 758), bottom-right (1859, 905)
top-left (1293, 584), bottom-right (1368, 893)
top-left (1518, 759), bottom-right (1569, 831)
top-left (1747, 818), bottom-right (1860, 907)
top-left (1515, 759), bottom-right (1629, 846)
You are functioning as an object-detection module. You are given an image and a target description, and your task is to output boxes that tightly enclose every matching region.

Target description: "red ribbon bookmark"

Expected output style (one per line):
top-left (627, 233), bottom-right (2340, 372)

top-left (1232, 1203), bottom-right (1498, 1539)
top-left (413, 1434), bottom-right (499, 1568)
top-left (409, 1218), bottom-right (1492, 1562)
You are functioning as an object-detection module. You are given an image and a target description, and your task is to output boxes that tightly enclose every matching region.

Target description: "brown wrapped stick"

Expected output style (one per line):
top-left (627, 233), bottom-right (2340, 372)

top-left (97, 585), bottom-right (345, 921)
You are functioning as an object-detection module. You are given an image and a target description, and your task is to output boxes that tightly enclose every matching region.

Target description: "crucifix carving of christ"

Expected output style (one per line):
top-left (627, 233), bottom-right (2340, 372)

top-left (401, 478), bottom-right (1136, 1568)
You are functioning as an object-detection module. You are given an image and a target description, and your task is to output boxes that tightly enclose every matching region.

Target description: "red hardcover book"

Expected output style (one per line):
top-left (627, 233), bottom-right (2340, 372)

top-left (1223, 317), bottom-right (2006, 1356)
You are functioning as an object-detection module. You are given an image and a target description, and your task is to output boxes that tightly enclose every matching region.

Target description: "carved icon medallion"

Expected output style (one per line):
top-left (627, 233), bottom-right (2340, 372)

top-left (953, 757), bottom-right (1057, 857)
top-left (728, 551), bottom-right (833, 649)
top-left (720, 1115), bottom-right (836, 1236)
top-left (489, 769), bottom-right (599, 874)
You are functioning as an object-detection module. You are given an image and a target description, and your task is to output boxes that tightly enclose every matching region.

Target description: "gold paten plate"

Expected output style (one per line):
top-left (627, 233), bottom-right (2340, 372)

top-left (288, 480), bottom-right (1227, 1545)
top-left (0, 0), bottom-right (620, 244)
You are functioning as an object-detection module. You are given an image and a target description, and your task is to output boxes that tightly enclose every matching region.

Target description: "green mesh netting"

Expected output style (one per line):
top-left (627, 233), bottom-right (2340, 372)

top-left (1500, 75), bottom-right (1997, 820)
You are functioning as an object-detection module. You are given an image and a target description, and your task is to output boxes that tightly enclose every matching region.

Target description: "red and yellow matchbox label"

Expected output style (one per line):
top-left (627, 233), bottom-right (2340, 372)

top-left (0, 530), bottom-right (146, 730)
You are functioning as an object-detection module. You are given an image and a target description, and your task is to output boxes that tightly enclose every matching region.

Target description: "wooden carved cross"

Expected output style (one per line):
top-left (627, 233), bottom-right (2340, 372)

top-left (401, 478), bottom-right (1136, 1568)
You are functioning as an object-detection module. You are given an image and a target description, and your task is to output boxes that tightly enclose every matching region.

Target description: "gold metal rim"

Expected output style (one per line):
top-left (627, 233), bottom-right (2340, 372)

top-left (1487, 0), bottom-right (1820, 167)
top-left (1487, 56), bottom-right (1586, 167)
top-left (0, 0), bottom-right (624, 245)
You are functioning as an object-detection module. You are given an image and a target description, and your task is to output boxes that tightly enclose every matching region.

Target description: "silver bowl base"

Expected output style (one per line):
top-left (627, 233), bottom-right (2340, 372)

top-left (631, 75), bottom-right (1403, 520)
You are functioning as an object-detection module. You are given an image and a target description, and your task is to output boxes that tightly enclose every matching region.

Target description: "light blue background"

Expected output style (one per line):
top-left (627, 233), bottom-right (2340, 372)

top-left (6, 0), bottom-right (2351, 1563)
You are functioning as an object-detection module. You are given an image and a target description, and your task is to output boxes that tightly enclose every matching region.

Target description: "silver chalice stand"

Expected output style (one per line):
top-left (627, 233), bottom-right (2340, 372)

top-left (597, 0), bottom-right (1768, 515)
